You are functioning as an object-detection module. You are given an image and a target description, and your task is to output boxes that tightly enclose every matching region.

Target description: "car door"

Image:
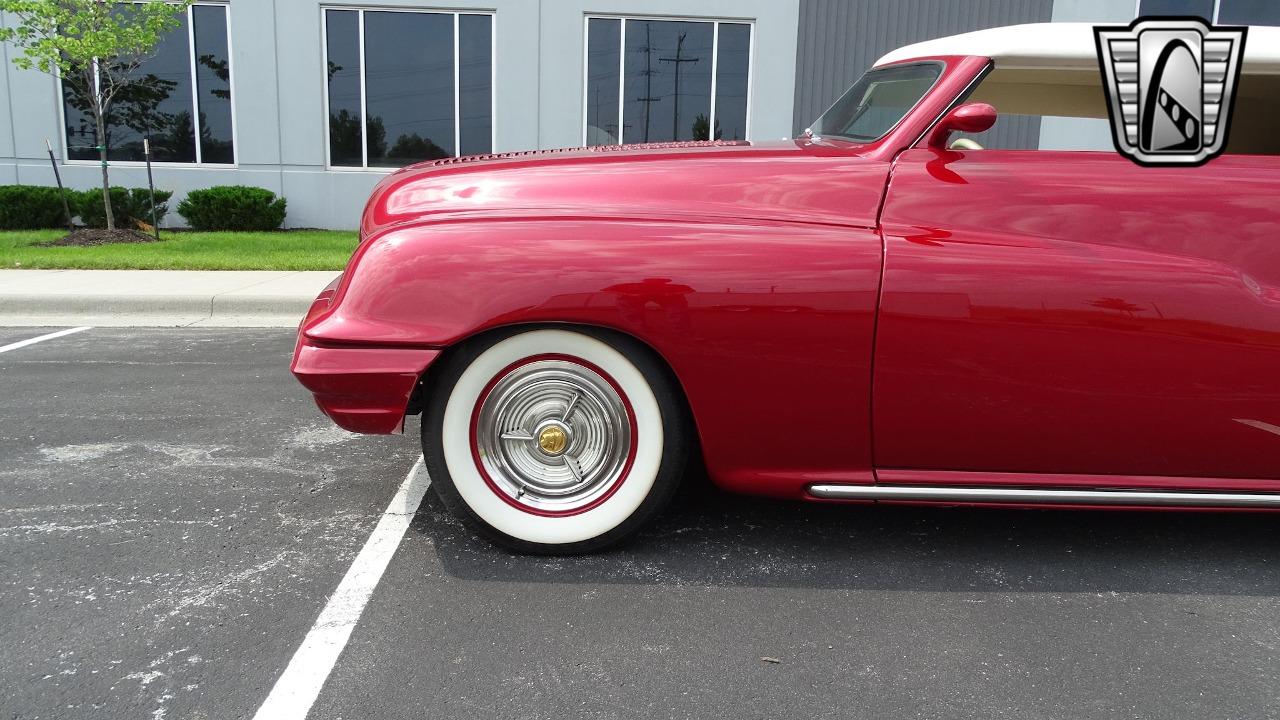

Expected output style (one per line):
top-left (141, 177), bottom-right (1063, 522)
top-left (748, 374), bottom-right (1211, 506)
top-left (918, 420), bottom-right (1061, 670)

top-left (873, 148), bottom-right (1280, 488)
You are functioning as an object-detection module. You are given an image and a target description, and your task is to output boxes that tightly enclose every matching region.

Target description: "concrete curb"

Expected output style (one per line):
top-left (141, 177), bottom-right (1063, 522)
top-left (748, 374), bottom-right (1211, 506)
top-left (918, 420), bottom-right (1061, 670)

top-left (0, 270), bottom-right (339, 327)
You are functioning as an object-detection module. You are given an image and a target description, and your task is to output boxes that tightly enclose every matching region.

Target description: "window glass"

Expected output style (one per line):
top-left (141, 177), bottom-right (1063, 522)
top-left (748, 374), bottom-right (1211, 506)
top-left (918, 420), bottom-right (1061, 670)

top-left (955, 68), bottom-right (1111, 151)
top-left (1225, 74), bottom-right (1280, 154)
top-left (623, 20), bottom-right (713, 144)
top-left (1138, 0), bottom-right (1215, 19)
top-left (945, 66), bottom-right (1278, 155)
top-left (1218, 0), bottom-right (1280, 25)
top-left (586, 18), bottom-right (750, 146)
top-left (62, 5), bottom-right (233, 165)
top-left (713, 23), bottom-right (750, 141)
top-left (138, 9), bottom-right (196, 162)
top-left (326, 10), bottom-right (493, 168)
top-left (64, 9), bottom-right (196, 162)
top-left (458, 14), bottom-right (493, 157)
top-left (192, 5), bottom-right (233, 164)
top-left (325, 9), bottom-right (363, 167)
top-left (585, 18), bottom-right (621, 145)
top-left (363, 11), bottom-right (454, 167)
top-left (809, 63), bottom-right (940, 142)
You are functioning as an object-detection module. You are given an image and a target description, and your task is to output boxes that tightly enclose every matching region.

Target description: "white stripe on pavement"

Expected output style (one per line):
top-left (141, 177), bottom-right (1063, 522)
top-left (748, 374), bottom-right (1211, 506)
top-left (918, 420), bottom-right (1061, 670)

top-left (253, 458), bottom-right (431, 720)
top-left (0, 326), bottom-right (92, 354)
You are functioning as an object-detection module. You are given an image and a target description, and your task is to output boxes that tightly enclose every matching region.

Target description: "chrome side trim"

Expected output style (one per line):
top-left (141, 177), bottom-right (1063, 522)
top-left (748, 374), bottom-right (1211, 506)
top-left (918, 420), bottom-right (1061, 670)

top-left (807, 485), bottom-right (1280, 508)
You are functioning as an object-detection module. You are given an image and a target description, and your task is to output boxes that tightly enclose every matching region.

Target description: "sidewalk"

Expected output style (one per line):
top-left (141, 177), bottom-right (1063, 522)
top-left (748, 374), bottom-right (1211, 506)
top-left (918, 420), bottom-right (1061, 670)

top-left (0, 270), bottom-right (339, 327)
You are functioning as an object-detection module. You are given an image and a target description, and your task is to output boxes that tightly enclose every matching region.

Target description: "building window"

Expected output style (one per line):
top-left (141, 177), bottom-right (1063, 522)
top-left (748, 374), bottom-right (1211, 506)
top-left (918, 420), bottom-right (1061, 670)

top-left (324, 8), bottom-right (494, 169)
top-left (584, 16), bottom-right (752, 146)
top-left (61, 2), bottom-right (235, 165)
top-left (1138, 0), bottom-right (1280, 25)
top-left (1138, 0), bottom-right (1215, 19)
top-left (1216, 0), bottom-right (1280, 24)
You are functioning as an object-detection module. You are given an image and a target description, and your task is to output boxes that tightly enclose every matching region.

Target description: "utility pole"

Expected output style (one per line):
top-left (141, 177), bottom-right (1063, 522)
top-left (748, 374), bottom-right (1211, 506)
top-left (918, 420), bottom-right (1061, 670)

top-left (659, 32), bottom-right (699, 141)
top-left (633, 23), bottom-right (661, 142)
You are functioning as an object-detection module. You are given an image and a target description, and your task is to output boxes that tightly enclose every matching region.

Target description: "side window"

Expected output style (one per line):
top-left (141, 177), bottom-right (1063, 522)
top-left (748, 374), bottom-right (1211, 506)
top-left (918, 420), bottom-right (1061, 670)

top-left (1225, 73), bottom-right (1280, 155)
top-left (951, 66), bottom-right (1280, 156)
top-left (950, 67), bottom-right (1114, 152)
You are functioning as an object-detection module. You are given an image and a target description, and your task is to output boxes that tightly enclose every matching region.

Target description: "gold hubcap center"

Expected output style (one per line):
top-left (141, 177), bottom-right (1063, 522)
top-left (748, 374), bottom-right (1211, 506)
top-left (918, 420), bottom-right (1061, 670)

top-left (537, 425), bottom-right (568, 455)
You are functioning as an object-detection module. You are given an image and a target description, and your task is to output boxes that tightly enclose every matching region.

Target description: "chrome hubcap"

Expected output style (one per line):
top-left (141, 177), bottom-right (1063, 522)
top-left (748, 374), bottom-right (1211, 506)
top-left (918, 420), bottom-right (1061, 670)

top-left (475, 359), bottom-right (632, 513)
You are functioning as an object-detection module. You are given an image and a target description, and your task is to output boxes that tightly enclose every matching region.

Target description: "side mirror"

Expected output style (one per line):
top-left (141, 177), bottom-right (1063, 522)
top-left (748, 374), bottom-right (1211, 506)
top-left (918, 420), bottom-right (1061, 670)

top-left (927, 102), bottom-right (997, 149)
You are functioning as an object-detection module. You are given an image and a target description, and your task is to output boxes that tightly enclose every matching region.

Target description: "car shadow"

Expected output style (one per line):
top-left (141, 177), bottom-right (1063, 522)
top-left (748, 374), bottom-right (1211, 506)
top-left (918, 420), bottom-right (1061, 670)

top-left (409, 481), bottom-right (1280, 596)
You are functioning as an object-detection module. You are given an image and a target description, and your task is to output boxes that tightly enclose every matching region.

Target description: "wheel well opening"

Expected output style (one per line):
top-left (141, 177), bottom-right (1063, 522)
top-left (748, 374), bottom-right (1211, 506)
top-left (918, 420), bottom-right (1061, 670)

top-left (409, 323), bottom-right (707, 477)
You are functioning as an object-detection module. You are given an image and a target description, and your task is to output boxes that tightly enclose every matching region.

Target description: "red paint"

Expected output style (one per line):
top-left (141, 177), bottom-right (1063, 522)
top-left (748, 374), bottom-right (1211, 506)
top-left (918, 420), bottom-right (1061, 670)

top-left (875, 149), bottom-right (1280, 484)
top-left (926, 102), bottom-right (997, 149)
top-left (291, 315), bottom-right (439, 434)
top-left (467, 354), bottom-right (638, 517)
top-left (291, 49), bottom-right (1280, 509)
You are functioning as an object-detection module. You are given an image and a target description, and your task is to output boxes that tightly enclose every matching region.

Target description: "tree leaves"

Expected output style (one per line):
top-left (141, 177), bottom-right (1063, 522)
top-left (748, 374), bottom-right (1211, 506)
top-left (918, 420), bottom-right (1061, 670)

top-left (0, 1), bottom-right (192, 83)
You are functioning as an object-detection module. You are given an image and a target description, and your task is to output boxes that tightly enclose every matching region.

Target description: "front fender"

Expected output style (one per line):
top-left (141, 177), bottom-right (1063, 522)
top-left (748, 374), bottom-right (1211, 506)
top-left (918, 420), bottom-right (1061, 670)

top-left (306, 217), bottom-right (883, 498)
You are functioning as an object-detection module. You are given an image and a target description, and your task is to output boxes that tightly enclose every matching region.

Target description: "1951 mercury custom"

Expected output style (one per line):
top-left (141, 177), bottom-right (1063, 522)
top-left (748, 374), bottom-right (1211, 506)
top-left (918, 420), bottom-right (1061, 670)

top-left (293, 23), bottom-right (1280, 553)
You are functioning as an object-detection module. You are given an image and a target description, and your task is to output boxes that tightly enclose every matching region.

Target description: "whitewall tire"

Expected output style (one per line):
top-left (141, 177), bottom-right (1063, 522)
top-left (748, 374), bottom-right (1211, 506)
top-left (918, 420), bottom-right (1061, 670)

top-left (422, 328), bottom-right (688, 553)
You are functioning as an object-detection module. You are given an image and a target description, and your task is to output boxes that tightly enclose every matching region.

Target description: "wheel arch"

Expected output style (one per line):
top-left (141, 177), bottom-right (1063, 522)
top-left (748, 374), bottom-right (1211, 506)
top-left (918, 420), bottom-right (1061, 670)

top-left (411, 321), bottom-right (708, 477)
top-left (311, 214), bottom-right (882, 499)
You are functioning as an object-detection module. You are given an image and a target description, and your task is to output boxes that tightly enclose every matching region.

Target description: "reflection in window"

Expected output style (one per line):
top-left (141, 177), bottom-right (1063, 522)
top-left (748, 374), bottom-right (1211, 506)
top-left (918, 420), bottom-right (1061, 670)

top-left (585, 18), bottom-right (621, 145)
top-left (624, 20), bottom-right (712, 144)
top-left (714, 24), bottom-right (751, 142)
top-left (809, 63), bottom-right (940, 142)
top-left (325, 9), bottom-right (494, 168)
top-left (1140, 0), bottom-right (1280, 24)
top-left (61, 3), bottom-right (234, 165)
top-left (326, 10), bottom-right (362, 167)
top-left (458, 14), bottom-right (493, 157)
top-left (364, 11), bottom-right (453, 166)
top-left (585, 17), bottom-right (753, 146)
top-left (1218, 0), bottom-right (1280, 25)
top-left (1138, 0), bottom-right (1215, 18)
top-left (192, 5), bottom-right (233, 164)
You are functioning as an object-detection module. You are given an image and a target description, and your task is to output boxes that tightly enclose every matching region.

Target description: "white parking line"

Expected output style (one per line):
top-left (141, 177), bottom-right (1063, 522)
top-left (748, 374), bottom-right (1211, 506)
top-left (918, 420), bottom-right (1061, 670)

top-left (0, 326), bottom-right (92, 354)
top-left (252, 458), bottom-right (430, 720)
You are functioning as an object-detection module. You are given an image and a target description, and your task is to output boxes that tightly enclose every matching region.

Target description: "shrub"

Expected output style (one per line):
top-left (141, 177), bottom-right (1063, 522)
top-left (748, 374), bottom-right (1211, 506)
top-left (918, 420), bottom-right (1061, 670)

top-left (0, 185), bottom-right (73, 229)
top-left (177, 186), bottom-right (287, 231)
top-left (76, 187), bottom-right (172, 229)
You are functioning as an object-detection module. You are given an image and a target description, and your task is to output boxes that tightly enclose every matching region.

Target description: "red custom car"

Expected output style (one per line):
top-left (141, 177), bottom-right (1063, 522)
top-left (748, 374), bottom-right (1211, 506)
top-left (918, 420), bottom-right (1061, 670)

top-left (293, 23), bottom-right (1280, 553)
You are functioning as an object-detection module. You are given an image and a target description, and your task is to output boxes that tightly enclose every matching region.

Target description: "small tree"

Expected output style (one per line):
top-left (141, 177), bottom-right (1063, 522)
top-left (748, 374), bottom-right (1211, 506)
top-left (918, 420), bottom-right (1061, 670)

top-left (0, 0), bottom-right (190, 230)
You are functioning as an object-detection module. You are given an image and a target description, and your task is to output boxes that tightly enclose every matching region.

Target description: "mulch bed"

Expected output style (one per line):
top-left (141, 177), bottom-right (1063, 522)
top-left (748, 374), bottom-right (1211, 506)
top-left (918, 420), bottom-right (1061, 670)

top-left (44, 228), bottom-right (161, 247)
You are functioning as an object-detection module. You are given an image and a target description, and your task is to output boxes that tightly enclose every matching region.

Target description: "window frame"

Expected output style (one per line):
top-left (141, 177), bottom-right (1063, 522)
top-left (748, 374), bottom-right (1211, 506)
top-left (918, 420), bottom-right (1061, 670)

top-left (320, 5), bottom-right (498, 172)
top-left (56, 0), bottom-right (239, 168)
top-left (809, 60), bottom-right (945, 144)
top-left (581, 13), bottom-right (756, 147)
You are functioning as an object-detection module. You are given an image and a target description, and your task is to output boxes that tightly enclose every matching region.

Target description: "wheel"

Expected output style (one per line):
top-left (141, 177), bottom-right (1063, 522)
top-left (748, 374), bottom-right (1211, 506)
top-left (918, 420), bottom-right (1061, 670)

top-left (422, 328), bottom-right (689, 553)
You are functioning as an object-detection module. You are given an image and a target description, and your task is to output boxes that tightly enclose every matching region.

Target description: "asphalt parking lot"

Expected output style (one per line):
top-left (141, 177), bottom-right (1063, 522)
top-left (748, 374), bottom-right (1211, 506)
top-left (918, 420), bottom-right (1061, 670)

top-left (3, 327), bottom-right (1280, 720)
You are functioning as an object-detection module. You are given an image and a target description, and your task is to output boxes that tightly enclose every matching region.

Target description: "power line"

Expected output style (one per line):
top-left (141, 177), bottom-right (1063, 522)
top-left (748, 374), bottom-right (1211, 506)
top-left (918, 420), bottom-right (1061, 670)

top-left (658, 31), bottom-right (700, 141)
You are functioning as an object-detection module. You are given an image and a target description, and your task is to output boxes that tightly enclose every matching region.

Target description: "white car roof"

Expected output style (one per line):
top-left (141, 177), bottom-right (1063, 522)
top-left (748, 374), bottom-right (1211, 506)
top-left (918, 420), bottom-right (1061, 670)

top-left (874, 22), bottom-right (1280, 73)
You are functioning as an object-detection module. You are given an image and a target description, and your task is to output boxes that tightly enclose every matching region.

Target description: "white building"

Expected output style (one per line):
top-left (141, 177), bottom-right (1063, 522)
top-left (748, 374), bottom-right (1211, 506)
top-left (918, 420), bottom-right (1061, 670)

top-left (0, 0), bottom-right (1273, 229)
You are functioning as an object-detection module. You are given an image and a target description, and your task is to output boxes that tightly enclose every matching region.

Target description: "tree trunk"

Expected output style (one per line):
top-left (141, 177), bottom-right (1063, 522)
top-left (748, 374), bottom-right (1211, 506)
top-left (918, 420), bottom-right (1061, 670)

top-left (94, 108), bottom-right (115, 230)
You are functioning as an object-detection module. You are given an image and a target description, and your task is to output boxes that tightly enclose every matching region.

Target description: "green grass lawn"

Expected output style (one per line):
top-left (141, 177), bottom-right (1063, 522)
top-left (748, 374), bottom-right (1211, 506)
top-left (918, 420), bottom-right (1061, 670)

top-left (0, 229), bottom-right (359, 270)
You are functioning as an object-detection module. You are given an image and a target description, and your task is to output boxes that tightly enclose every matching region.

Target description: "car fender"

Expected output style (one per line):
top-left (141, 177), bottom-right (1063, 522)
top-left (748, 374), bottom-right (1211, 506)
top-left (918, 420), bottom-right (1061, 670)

top-left (306, 214), bottom-right (884, 498)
